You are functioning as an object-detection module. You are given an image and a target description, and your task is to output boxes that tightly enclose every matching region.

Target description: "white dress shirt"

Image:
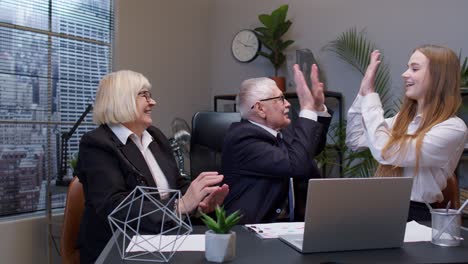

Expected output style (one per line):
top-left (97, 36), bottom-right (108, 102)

top-left (346, 93), bottom-right (467, 203)
top-left (109, 124), bottom-right (170, 199)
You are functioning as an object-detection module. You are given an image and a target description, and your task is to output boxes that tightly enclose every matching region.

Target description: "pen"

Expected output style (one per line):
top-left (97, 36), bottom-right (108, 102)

top-left (246, 226), bottom-right (263, 233)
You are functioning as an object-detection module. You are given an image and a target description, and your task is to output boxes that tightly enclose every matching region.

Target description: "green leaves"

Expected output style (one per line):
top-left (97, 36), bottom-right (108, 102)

top-left (69, 152), bottom-right (78, 172)
top-left (459, 53), bottom-right (468, 87)
top-left (324, 27), bottom-right (397, 117)
top-left (254, 4), bottom-right (294, 76)
top-left (201, 206), bottom-right (242, 234)
top-left (319, 27), bottom-right (399, 177)
top-left (259, 14), bottom-right (273, 28)
top-left (315, 121), bottom-right (379, 178)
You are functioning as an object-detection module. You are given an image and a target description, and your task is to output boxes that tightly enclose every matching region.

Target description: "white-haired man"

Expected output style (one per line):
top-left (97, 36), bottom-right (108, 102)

top-left (221, 65), bottom-right (332, 224)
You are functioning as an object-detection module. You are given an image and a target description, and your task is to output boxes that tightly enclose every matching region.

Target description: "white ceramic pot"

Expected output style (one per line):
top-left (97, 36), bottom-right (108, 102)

top-left (205, 230), bottom-right (236, 263)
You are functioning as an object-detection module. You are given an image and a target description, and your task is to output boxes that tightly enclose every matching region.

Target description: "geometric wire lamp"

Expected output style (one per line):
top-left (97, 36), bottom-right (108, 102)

top-left (108, 186), bottom-right (193, 262)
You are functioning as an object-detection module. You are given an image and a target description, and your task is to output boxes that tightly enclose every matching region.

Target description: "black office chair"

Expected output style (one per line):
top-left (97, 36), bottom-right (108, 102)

top-left (190, 111), bottom-right (241, 179)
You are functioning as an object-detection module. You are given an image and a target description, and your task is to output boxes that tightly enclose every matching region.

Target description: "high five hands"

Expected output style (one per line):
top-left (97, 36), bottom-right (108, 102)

top-left (359, 50), bottom-right (381, 96)
top-left (293, 64), bottom-right (325, 112)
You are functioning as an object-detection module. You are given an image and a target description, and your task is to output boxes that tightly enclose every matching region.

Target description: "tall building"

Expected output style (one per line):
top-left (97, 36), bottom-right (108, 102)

top-left (0, 0), bottom-right (113, 216)
top-left (55, 0), bottom-right (112, 156)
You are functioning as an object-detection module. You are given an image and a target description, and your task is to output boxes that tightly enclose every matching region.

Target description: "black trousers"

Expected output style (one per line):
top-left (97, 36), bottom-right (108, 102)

top-left (408, 201), bottom-right (432, 222)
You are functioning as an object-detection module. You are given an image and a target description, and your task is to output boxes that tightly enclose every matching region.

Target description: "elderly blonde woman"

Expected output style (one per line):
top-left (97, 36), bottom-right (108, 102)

top-left (76, 70), bottom-right (229, 263)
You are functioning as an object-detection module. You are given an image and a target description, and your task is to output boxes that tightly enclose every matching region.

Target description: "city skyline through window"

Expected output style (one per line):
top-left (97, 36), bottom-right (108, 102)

top-left (0, 0), bottom-right (114, 216)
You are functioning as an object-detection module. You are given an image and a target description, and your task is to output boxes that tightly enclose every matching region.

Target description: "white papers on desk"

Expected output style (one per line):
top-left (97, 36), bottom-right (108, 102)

top-left (126, 234), bottom-right (205, 253)
top-left (245, 221), bottom-right (432, 242)
top-left (245, 222), bottom-right (304, 239)
top-left (404, 221), bottom-right (432, 242)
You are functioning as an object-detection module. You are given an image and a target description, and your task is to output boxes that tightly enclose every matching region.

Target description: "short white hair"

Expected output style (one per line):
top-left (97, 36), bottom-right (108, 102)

top-left (238, 77), bottom-right (277, 119)
top-left (93, 70), bottom-right (151, 125)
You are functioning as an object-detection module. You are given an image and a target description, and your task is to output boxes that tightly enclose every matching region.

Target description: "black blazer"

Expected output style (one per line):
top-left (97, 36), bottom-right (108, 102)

top-left (76, 125), bottom-right (189, 263)
top-left (221, 115), bottom-right (331, 224)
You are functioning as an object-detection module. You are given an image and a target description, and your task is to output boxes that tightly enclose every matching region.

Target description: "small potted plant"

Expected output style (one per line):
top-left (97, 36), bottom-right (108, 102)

top-left (254, 4), bottom-right (295, 91)
top-left (68, 152), bottom-right (78, 176)
top-left (201, 206), bottom-right (242, 263)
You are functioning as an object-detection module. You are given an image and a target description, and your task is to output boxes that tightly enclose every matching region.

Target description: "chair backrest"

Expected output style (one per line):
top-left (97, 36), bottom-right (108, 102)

top-left (61, 176), bottom-right (85, 264)
top-left (190, 111), bottom-right (241, 179)
top-left (443, 175), bottom-right (460, 209)
top-left (434, 174), bottom-right (460, 209)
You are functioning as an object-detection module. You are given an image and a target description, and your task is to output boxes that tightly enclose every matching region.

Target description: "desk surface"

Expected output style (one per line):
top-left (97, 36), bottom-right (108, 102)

top-left (97, 224), bottom-right (468, 263)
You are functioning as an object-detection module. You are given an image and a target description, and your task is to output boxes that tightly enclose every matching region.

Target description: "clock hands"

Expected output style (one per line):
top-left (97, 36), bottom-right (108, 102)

top-left (236, 40), bottom-right (255, 48)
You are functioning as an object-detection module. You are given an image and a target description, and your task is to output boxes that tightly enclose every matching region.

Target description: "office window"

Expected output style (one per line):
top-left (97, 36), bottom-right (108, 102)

top-left (0, 0), bottom-right (114, 216)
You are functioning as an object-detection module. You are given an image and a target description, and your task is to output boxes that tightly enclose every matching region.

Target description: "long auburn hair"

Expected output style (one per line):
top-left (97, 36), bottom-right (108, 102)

top-left (375, 45), bottom-right (462, 177)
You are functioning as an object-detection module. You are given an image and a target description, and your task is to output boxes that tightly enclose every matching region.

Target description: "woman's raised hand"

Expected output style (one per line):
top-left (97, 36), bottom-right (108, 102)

top-left (359, 50), bottom-right (381, 96)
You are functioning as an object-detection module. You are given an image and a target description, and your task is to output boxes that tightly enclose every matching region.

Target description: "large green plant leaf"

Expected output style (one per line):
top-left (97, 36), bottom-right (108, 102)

top-left (273, 4), bottom-right (288, 24)
top-left (254, 27), bottom-right (272, 38)
top-left (279, 40), bottom-right (294, 52)
top-left (259, 14), bottom-right (273, 28)
top-left (257, 35), bottom-right (275, 51)
top-left (275, 20), bottom-right (292, 39)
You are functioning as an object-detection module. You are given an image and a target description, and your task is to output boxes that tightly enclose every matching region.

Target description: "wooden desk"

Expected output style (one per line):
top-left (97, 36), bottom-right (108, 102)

top-left (96, 224), bottom-right (468, 263)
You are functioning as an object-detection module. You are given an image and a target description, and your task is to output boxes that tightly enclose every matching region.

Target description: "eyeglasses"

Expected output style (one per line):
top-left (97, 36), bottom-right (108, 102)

top-left (251, 95), bottom-right (285, 109)
top-left (138, 90), bottom-right (154, 103)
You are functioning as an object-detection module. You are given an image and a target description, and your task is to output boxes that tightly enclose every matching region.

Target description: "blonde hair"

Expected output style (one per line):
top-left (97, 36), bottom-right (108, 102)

top-left (93, 70), bottom-right (151, 125)
top-left (376, 45), bottom-right (461, 177)
top-left (238, 77), bottom-right (277, 119)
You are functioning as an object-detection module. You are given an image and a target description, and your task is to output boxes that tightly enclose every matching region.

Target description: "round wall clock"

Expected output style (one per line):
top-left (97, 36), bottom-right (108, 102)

top-left (231, 29), bottom-right (261, 63)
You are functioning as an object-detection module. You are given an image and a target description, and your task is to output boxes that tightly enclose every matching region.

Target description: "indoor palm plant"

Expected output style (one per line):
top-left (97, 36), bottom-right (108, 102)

top-left (254, 4), bottom-right (294, 91)
top-left (318, 27), bottom-right (397, 178)
top-left (460, 54), bottom-right (468, 88)
top-left (201, 206), bottom-right (242, 263)
top-left (323, 29), bottom-right (468, 178)
top-left (458, 53), bottom-right (468, 122)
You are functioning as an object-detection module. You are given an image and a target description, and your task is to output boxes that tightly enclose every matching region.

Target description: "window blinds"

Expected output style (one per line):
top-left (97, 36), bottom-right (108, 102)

top-left (0, 0), bottom-right (114, 216)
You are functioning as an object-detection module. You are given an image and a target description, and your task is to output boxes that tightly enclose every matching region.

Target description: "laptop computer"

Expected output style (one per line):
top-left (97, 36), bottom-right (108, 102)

top-left (279, 177), bottom-right (413, 253)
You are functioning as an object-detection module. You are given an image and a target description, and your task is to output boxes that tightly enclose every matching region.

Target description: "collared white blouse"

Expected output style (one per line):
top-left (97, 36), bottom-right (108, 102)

top-left (346, 93), bottom-right (467, 203)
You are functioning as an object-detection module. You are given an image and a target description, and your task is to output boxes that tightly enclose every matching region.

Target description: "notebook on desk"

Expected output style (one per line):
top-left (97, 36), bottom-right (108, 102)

top-left (278, 177), bottom-right (413, 253)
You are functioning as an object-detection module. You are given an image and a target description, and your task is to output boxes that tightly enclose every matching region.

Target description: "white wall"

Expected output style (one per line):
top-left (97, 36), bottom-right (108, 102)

top-left (114, 0), bottom-right (215, 136)
top-left (3, 1), bottom-right (468, 263)
top-left (209, 0), bottom-right (468, 111)
top-left (0, 212), bottom-right (63, 264)
top-left (114, 0), bottom-right (468, 128)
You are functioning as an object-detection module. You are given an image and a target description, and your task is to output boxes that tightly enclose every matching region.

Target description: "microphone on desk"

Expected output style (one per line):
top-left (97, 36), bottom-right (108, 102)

top-left (169, 117), bottom-right (191, 179)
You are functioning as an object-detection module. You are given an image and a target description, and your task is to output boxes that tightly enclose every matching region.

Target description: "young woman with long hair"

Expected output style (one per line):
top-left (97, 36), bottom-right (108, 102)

top-left (346, 45), bottom-right (467, 221)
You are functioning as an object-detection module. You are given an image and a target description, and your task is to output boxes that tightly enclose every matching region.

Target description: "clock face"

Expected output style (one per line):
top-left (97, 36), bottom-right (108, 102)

top-left (231, 30), bottom-right (260, 63)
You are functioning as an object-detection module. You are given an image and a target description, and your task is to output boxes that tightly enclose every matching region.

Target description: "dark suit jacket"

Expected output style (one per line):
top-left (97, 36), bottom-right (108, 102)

top-left (76, 125), bottom-right (189, 263)
top-left (221, 115), bottom-right (331, 224)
